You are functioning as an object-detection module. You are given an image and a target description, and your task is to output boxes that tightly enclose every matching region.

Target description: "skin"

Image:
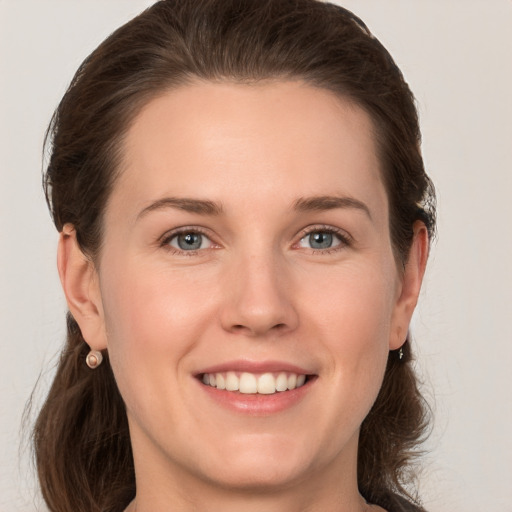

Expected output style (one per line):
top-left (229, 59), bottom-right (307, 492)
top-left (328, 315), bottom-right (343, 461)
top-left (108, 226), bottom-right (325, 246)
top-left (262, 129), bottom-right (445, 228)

top-left (58, 81), bottom-right (428, 512)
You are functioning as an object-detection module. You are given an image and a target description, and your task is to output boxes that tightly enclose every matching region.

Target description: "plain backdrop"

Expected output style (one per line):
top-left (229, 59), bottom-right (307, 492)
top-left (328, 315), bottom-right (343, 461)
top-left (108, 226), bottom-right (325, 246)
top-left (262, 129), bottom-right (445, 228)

top-left (1, 1), bottom-right (511, 511)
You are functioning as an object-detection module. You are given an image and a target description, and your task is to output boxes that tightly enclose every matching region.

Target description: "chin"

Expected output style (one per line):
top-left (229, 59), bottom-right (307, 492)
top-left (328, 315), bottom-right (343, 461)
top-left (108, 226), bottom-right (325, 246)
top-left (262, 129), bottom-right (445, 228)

top-left (192, 434), bottom-right (321, 492)
top-left (203, 459), bottom-right (308, 493)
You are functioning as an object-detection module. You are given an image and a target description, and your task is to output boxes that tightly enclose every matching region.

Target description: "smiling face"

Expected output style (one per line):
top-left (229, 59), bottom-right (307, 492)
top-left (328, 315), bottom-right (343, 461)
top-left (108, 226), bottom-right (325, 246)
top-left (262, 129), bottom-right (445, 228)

top-left (63, 81), bottom-right (425, 508)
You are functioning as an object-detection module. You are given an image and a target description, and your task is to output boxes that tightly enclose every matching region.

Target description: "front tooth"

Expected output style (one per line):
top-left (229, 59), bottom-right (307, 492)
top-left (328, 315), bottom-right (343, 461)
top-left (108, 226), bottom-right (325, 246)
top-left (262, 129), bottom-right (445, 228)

top-left (239, 372), bottom-right (258, 394)
top-left (225, 371), bottom-right (240, 391)
top-left (257, 373), bottom-right (277, 394)
top-left (296, 374), bottom-right (306, 387)
top-left (287, 373), bottom-right (297, 390)
top-left (208, 373), bottom-right (216, 387)
top-left (276, 372), bottom-right (288, 392)
top-left (215, 373), bottom-right (226, 390)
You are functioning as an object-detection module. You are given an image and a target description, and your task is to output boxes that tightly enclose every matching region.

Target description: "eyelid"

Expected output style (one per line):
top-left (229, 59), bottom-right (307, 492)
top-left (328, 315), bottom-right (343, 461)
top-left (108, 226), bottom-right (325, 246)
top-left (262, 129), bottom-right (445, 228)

top-left (294, 224), bottom-right (353, 251)
top-left (159, 226), bottom-right (219, 254)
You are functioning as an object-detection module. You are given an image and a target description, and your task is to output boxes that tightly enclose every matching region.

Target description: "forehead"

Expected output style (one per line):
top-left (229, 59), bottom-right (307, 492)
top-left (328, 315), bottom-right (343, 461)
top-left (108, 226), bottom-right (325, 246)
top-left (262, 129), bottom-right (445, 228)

top-left (110, 81), bottom-right (387, 223)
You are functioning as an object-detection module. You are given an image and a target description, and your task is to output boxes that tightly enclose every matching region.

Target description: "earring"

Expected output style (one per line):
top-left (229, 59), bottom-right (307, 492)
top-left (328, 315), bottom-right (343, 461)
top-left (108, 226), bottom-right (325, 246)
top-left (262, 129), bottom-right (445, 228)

top-left (86, 350), bottom-right (103, 369)
top-left (398, 347), bottom-right (404, 360)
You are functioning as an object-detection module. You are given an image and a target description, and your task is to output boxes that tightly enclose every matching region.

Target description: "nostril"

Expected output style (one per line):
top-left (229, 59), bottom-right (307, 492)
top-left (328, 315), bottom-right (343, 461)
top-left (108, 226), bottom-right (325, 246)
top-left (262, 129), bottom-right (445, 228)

top-left (231, 322), bottom-right (287, 334)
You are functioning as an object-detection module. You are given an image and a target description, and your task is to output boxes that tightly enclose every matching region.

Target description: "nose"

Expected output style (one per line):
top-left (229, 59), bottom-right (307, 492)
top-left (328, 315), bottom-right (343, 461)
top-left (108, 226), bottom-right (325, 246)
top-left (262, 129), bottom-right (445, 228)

top-left (220, 252), bottom-right (299, 337)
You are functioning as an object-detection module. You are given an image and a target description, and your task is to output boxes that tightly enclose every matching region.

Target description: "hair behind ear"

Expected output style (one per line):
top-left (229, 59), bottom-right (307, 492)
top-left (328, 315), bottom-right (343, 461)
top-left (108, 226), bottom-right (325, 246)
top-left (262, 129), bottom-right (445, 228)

top-left (358, 339), bottom-right (430, 508)
top-left (33, 313), bottom-right (134, 512)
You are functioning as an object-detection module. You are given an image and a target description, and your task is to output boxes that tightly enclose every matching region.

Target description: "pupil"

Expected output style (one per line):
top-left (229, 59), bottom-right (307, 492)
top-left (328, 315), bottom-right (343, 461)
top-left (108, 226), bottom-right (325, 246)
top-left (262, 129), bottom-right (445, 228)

top-left (310, 232), bottom-right (332, 249)
top-left (178, 233), bottom-right (201, 250)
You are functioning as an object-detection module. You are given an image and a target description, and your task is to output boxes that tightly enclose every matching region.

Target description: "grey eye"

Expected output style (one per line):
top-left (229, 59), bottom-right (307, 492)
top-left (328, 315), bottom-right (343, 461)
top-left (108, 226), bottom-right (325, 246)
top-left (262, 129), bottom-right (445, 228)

top-left (170, 232), bottom-right (209, 251)
top-left (298, 231), bottom-right (342, 250)
top-left (309, 232), bottom-right (333, 249)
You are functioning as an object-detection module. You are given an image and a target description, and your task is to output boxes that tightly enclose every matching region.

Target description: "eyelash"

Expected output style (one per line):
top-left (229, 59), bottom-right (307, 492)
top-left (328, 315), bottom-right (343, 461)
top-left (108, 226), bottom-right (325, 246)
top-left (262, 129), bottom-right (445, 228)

top-left (159, 227), bottom-right (216, 256)
top-left (159, 224), bottom-right (352, 256)
top-left (297, 225), bottom-right (353, 255)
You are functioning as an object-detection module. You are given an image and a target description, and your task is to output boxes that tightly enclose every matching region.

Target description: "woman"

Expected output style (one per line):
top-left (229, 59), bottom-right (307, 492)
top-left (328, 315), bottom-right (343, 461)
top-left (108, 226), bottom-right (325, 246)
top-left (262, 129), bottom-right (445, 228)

top-left (34, 0), bottom-right (436, 511)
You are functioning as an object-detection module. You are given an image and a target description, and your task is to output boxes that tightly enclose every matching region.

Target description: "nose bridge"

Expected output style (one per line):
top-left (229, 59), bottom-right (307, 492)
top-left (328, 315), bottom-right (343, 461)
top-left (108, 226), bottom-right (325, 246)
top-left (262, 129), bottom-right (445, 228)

top-left (220, 242), bottom-right (297, 336)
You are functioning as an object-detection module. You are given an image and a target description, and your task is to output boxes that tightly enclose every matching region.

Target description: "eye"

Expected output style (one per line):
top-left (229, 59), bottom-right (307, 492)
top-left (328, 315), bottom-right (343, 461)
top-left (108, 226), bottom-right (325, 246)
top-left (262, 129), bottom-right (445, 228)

top-left (165, 231), bottom-right (214, 251)
top-left (297, 228), bottom-right (349, 251)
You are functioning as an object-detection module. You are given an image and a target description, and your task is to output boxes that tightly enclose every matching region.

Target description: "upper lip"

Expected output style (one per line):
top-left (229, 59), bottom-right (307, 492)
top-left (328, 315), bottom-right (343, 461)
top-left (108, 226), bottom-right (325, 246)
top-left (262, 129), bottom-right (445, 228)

top-left (196, 360), bottom-right (314, 376)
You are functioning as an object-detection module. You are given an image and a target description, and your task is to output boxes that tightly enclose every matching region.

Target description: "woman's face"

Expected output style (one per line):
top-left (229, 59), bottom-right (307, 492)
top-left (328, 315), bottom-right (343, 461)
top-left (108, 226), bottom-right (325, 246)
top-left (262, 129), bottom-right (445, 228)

top-left (80, 82), bottom-right (422, 497)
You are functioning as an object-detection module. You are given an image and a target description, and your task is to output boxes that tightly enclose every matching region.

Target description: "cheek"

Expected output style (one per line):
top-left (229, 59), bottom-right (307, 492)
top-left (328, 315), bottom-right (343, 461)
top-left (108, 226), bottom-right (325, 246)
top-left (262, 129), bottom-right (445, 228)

top-left (303, 260), bottom-right (398, 344)
top-left (98, 262), bottom-right (218, 385)
top-left (284, 261), bottom-right (397, 460)
top-left (301, 260), bottom-right (397, 394)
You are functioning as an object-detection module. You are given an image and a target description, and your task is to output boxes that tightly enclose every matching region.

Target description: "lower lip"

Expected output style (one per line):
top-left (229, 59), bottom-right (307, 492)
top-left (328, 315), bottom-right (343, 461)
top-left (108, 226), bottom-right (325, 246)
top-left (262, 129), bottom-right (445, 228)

top-left (197, 377), bottom-right (316, 415)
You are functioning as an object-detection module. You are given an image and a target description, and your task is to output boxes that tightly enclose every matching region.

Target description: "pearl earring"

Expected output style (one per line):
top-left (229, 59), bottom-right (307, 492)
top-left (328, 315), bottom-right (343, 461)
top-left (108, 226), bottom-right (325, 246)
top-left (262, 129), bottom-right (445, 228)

top-left (86, 350), bottom-right (103, 369)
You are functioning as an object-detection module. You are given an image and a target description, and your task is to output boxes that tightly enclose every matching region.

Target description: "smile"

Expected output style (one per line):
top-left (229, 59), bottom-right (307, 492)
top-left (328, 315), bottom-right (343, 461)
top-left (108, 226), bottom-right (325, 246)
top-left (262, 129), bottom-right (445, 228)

top-left (201, 371), bottom-right (308, 395)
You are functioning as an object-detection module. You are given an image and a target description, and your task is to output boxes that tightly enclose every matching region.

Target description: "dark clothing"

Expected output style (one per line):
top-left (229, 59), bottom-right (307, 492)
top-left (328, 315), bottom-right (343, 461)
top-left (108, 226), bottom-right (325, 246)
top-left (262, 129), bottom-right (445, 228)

top-left (374, 493), bottom-right (426, 512)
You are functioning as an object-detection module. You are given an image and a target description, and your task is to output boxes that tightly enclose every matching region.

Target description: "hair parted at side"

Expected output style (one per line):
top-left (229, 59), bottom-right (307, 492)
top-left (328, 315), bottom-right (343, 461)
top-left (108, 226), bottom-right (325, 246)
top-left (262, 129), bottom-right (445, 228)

top-left (36, 1), bottom-right (435, 511)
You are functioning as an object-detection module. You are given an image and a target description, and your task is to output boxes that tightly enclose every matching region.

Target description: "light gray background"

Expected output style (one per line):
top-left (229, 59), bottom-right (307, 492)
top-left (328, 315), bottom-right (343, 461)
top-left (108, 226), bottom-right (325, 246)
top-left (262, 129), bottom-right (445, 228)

top-left (1, 1), bottom-right (511, 510)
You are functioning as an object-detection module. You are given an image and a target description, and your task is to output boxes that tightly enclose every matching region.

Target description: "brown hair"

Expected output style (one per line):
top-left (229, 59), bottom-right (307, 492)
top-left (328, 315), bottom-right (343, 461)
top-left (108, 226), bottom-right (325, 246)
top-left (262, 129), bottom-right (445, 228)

top-left (35, 1), bottom-right (436, 510)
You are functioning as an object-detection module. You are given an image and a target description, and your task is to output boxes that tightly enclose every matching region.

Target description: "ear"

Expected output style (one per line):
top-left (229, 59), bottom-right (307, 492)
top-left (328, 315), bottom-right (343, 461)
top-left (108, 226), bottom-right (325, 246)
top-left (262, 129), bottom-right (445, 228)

top-left (57, 224), bottom-right (107, 351)
top-left (389, 221), bottom-right (429, 350)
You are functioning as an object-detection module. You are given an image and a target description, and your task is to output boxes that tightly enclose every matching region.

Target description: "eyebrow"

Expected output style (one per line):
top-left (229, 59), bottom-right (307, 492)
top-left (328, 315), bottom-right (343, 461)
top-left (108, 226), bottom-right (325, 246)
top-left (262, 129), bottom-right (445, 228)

top-left (137, 197), bottom-right (224, 220)
top-left (136, 194), bottom-right (371, 221)
top-left (293, 195), bottom-right (372, 219)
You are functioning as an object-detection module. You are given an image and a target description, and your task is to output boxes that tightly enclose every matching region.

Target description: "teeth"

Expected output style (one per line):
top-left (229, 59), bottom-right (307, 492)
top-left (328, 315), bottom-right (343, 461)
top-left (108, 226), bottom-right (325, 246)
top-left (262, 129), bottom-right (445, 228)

top-left (257, 373), bottom-right (276, 394)
top-left (239, 372), bottom-right (257, 393)
top-left (202, 371), bottom-right (308, 394)
top-left (216, 373), bottom-right (226, 390)
top-left (276, 372), bottom-right (288, 392)
top-left (225, 371), bottom-right (239, 391)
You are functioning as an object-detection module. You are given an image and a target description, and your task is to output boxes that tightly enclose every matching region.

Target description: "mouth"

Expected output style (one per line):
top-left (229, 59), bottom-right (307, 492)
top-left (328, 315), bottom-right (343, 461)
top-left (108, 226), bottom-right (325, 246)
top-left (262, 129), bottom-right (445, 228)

top-left (198, 371), bottom-right (313, 395)
top-left (194, 361), bottom-right (317, 414)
